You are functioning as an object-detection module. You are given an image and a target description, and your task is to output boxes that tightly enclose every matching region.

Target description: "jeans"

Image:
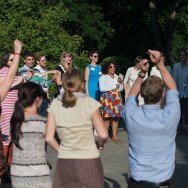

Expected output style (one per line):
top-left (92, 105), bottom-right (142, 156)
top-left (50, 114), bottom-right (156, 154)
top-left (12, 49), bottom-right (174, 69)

top-left (38, 98), bottom-right (49, 117)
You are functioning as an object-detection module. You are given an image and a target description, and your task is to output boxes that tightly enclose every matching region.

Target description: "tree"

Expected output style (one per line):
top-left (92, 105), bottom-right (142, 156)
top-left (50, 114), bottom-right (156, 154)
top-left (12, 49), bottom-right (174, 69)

top-left (96, 0), bottom-right (188, 65)
top-left (59, 0), bottom-right (114, 52)
top-left (0, 0), bottom-right (83, 69)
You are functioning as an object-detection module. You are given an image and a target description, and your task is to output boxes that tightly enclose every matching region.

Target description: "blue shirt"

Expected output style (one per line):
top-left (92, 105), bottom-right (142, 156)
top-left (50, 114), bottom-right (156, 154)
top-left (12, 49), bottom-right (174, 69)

top-left (124, 90), bottom-right (180, 182)
top-left (173, 62), bottom-right (188, 98)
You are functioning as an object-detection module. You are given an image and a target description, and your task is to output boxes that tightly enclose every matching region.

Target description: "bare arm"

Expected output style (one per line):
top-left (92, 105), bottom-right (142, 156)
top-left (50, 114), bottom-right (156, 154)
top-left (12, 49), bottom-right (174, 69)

top-left (11, 76), bottom-right (24, 88)
top-left (0, 39), bottom-right (22, 101)
top-left (41, 70), bottom-right (59, 77)
top-left (45, 113), bottom-right (60, 152)
top-left (129, 76), bottom-right (144, 97)
top-left (91, 109), bottom-right (108, 147)
top-left (148, 50), bottom-right (176, 91)
top-left (129, 59), bottom-right (149, 97)
top-left (124, 82), bottom-right (131, 100)
top-left (85, 66), bottom-right (90, 95)
top-left (53, 70), bottom-right (62, 86)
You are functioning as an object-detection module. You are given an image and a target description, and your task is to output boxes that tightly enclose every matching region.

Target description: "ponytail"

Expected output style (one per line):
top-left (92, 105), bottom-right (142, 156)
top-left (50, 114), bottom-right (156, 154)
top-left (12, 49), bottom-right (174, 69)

top-left (10, 100), bottom-right (24, 150)
top-left (62, 89), bottom-right (77, 108)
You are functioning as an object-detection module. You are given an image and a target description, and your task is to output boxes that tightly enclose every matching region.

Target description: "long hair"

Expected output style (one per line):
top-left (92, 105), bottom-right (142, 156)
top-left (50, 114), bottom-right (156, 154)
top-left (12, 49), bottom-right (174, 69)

top-left (62, 69), bottom-right (85, 108)
top-left (10, 82), bottom-right (43, 149)
top-left (0, 51), bottom-right (13, 69)
top-left (60, 51), bottom-right (73, 71)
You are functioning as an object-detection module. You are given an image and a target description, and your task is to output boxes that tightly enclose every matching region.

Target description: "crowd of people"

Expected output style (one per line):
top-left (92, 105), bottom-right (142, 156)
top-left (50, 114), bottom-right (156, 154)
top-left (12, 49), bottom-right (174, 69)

top-left (0, 39), bottom-right (187, 188)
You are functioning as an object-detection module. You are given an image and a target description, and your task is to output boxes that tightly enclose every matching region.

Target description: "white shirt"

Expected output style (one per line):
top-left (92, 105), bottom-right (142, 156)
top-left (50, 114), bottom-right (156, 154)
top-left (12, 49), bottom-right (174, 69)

top-left (124, 67), bottom-right (147, 88)
top-left (99, 74), bottom-right (123, 93)
top-left (150, 66), bottom-right (172, 80)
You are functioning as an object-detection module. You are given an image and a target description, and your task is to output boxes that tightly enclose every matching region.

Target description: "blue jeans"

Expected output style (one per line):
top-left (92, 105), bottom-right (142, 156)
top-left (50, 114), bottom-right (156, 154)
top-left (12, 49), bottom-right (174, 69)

top-left (38, 98), bottom-right (49, 117)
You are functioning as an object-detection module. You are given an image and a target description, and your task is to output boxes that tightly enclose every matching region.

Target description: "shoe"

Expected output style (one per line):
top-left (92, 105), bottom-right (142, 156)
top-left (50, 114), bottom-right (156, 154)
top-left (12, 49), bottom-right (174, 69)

top-left (112, 137), bottom-right (122, 142)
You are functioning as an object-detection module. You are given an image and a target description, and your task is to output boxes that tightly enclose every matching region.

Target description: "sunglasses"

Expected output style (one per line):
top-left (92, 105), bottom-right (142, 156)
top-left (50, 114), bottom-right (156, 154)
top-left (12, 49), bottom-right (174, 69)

top-left (110, 65), bottom-right (116, 69)
top-left (8, 58), bottom-right (13, 62)
top-left (93, 55), bottom-right (98, 58)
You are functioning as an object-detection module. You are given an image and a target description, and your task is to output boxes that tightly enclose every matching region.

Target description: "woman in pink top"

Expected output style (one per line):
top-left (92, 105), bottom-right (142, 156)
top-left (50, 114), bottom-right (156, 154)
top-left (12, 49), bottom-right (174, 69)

top-left (0, 51), bottom-right (23, 165)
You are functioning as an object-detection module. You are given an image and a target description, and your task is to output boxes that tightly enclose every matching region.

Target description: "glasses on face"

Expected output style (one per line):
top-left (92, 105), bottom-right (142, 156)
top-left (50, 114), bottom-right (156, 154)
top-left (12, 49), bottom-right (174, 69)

top-left (41, 59), bottom-right (46, 62)
top-left (93, 55), bottom-right (98, 58)
top-left (110, 65), bottom-right (116, 69)
top-left (8, 59), bottom-right (13, 62)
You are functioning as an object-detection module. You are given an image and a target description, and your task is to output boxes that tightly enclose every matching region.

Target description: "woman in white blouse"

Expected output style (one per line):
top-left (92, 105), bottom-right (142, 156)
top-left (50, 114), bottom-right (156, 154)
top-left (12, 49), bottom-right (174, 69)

top-left (99, 61), bottom-right (124, 142)
top-left (123, 56), bottom-right (148, 105)
top-left (150, 54), bottom-right (172, 79)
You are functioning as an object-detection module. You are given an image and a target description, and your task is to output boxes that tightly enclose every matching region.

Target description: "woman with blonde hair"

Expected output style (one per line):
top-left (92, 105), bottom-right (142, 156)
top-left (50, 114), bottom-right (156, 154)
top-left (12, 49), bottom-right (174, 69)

top-left (46, 69), bottom-right (108, 188)
top-left (55, 52), bottom-right (73, 94)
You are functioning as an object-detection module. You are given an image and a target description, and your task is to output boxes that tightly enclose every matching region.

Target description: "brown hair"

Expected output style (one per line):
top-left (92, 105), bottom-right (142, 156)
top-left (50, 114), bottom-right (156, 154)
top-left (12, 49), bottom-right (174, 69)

top-left (62, 69), bottom-right (85, 108)
top-left (35, 52), bottom-right (45, 61)
top-left (140, 76), bottom-right (164, 104)
top-left (134, 56), bottom-right (143, 65)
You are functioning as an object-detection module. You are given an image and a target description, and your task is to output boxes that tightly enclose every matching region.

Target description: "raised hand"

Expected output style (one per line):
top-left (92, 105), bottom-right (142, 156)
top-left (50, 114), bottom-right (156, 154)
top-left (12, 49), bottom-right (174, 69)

top-left (14, 39), bottom-right (23, 53)
top-left (148, 50), bottom-right (162, 64)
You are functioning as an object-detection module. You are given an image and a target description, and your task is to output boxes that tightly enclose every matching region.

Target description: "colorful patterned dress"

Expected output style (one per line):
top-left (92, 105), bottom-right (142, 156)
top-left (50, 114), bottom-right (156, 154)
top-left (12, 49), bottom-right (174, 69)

top-left (99, 74), bottom-right (124, 118)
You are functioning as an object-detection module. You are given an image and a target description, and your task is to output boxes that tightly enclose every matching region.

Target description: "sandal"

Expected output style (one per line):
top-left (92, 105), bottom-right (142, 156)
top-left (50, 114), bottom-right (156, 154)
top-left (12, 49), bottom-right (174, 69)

top-left (112, 137), bottom-right (122, 142)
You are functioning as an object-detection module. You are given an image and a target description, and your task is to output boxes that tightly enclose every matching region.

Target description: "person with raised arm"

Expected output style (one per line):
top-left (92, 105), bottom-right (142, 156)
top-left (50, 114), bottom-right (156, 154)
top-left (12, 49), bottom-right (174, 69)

top-left (124, 50), bottom-right (180, 188)
top-left (0, 40), bottom-right (22, 101)
top-left (0, 39), bottom-right (22, 182)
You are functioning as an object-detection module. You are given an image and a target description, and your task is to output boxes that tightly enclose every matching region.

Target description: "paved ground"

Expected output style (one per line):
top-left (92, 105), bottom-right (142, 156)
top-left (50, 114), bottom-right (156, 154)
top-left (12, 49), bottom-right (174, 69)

top-left (1, 128), bottom-right (188, 187)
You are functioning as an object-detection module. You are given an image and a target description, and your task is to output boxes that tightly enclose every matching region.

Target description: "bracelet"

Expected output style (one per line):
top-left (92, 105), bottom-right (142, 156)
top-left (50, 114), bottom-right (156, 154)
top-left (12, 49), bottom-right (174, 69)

top-left (14, 52), bottom-right (21, 56)
top-left (138, 73), bottom-right (145, 79)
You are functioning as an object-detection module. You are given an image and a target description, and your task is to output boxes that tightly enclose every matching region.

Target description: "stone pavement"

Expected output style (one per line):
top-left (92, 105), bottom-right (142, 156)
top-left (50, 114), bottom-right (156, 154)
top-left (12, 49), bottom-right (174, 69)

top-left (1, 129), bottom-right (188, 187)
top-left (46, 128), bottom-right (188, 188)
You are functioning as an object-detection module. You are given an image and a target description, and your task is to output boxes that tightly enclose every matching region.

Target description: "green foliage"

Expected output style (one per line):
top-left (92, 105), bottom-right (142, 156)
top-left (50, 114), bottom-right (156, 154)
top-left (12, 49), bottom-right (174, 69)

top-left (72, 51), bottom-right (90, 72)
top-left (170, 4), bottom-right (188, 65)
top-left (59, 0), bottom-right (114, 51)
top-left (0, 0), bottom-right (188, 97)
top-left (0, 0), bottom-right (83, 69)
